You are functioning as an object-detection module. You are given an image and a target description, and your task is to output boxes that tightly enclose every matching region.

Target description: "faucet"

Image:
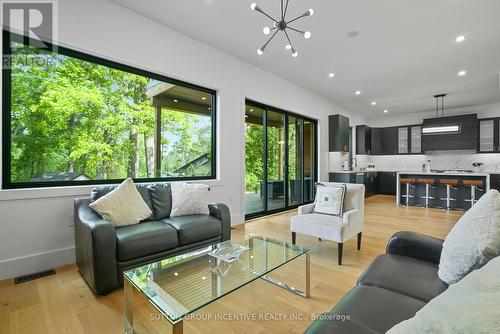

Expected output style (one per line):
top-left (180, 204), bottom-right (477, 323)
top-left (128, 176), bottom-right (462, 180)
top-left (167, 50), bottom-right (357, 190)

top-left (352, 157), bottom-right (358, 170)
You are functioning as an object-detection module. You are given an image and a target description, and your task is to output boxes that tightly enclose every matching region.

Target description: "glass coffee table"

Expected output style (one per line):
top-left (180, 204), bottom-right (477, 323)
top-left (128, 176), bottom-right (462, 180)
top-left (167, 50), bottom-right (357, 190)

top-left (124, 236), bottom-right (310, 334)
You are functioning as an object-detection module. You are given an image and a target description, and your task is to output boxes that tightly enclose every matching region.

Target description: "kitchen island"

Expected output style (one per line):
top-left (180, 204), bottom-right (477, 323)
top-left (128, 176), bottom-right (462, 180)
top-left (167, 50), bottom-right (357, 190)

top-left (396, 171), bottom-right (490, 210)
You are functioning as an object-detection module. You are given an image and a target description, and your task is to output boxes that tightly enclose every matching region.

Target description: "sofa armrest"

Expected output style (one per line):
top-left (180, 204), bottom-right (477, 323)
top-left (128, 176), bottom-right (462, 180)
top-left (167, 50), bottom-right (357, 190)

top-left (298, 203), bottom-right (316, 215)
top-left (386, 231), bottom-right (444, 264)
top-left (209, 203), bottom-right (231, 241)
top-left (74, 198), bottom-right (118, 295)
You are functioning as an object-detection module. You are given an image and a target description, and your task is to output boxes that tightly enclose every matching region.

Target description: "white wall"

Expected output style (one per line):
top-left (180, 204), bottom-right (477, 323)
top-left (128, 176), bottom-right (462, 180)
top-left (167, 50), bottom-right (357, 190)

top-left (0, 0), bottom-right (363, 279)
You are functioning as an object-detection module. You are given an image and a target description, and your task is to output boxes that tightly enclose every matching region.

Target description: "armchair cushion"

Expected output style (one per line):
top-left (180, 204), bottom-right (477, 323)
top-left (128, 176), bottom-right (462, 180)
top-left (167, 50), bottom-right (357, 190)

top-left (115, 221), bottom-right (178, 261)
top-left (313, 183), bottom-right (346, 216)
top-left (291, 214), bottom-right (346, 241)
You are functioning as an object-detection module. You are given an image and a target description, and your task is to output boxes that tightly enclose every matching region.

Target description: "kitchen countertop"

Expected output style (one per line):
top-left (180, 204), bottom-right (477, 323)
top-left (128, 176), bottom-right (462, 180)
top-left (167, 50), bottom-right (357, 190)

top-left (398, 171), bottom-right (490, 177)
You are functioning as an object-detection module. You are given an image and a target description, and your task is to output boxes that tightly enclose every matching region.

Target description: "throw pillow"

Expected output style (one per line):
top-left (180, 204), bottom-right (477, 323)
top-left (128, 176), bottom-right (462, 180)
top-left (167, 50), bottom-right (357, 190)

top-left (387, 255), bottom-right (500, 334)
top-left (313, 183), bottom-right (346, 216)
top-left (170, 182), bottom-right (210, 217)
top-left (89, 178), bottom-right (152, 227)
top-left (438, 189), bottom-right (500, 284)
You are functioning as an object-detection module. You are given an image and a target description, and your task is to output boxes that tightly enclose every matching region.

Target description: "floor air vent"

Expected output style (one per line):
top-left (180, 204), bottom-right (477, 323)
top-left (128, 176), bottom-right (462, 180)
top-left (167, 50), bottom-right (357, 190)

top-left (15, 269), bottom-right (56, 284)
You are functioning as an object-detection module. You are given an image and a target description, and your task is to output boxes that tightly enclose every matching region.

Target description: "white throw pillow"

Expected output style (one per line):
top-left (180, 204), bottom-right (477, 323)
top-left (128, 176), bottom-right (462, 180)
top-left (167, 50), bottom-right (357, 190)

top-left (438, 189), bottom-right (500, 284)
top-left (170, 182), bottom-right (210, 217)
top-left (313, 183), bottom-right (346, 216)
top-left (387, 255), bottom-right (500, 334)
top-left (89, 178), bottom-right (152, 227)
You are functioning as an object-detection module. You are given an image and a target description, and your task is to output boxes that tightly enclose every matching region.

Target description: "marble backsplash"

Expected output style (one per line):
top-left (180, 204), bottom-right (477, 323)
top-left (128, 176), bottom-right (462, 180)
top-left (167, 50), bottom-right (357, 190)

top-left (353, 151), bottom-right (500, 173)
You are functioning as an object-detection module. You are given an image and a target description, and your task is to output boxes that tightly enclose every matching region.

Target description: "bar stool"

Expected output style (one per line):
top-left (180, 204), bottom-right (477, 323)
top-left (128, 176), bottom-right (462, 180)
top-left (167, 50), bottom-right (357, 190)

top-left (400, 178), bottom-right (416, 206)
top-left (418, 178), bottom-right (436, 208)
top-left (439, 178), bottom-right (458, 210)
top-left (463, 179), bottom-right (485, 208)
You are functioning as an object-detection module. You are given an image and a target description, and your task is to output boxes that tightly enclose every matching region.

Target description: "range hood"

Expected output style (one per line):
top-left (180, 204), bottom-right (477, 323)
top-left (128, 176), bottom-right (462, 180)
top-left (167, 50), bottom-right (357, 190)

top-left (422, 114), bottom-right (478, 151)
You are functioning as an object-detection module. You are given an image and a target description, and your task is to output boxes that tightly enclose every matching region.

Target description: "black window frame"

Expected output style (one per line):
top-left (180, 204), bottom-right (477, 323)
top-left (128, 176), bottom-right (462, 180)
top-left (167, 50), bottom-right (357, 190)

top-left (244, 99), bottom-right (318, 220)
top-left (2, 30), bottom-right (217, 189)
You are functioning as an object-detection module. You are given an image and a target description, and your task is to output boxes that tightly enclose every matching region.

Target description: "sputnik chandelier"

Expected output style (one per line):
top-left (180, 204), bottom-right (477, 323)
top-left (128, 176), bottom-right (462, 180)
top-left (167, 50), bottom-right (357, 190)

top-left (250, 1), bottom-right (314, 57)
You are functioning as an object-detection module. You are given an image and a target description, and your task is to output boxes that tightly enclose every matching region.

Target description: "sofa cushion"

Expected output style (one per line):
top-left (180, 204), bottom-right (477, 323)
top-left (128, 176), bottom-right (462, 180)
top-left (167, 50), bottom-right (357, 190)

top-left (313, 285), bottom-right (426, 334)
top-left (149, 183), bottom-right (172, 220)
top-left (115, 221), bottom-right (178, 261)
top-left (91, 183), bottom-right (154, 221)
top-left (387, 255), bottom-right (500, 334)
top-left (162, 215), bottom-right (221, 246)
top-left (438, 189), bottom-right (500, 284)
top-left (357, 254), bottom-right (448, 302)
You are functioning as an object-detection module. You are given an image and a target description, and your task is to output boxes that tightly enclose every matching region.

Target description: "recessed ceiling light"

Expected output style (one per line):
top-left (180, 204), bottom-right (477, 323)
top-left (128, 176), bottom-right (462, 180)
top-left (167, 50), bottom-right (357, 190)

top-left (371, 101), bottom-right (376, 106)
top-left (355, 91), bottom-right (361, 95)
top-left (455, 35), bottom-right (465, 43)
top-left (328, 73), bottom-right (335, 78)
top-left (383, 109), bottom-right (388, 113)
top-left (173, 99), bottom-right (178, 103)
top-left (458, 70), bottom-right (467, 76)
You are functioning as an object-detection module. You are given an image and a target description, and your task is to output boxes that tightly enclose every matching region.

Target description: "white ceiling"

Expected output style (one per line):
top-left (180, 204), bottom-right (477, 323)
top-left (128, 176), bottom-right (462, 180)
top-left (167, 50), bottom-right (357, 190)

top-left (112, 0), bottom-right (500, 117)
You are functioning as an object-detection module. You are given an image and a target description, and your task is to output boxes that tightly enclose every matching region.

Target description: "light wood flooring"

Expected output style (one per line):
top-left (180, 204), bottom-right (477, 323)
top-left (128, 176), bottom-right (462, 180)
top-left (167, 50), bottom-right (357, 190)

top-left (0, 195), bottom-right (463, 334)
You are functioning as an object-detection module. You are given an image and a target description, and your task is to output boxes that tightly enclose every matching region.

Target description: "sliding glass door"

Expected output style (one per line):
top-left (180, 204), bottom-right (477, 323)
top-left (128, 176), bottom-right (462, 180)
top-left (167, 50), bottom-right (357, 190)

top-left (245, 100), bottom-right (317, 218)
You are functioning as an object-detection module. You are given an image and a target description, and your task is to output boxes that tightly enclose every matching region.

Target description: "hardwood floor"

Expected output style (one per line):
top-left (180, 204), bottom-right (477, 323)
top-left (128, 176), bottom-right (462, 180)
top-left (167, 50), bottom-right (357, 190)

top-left (0, 195), bottom-right (462, 334)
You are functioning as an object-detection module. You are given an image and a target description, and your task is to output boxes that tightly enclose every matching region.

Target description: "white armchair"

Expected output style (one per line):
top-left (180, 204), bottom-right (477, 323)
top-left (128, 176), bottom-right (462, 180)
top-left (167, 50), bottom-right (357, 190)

top-left (290, 182), bottom-right (365, 265)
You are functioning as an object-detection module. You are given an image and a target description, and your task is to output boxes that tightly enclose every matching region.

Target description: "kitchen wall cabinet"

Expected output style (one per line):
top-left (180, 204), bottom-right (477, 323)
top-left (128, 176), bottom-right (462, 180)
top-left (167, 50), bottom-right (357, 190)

top-left (478, 118), bottom-right (500, 153)
top-left (370, 128), bottom-right (382, 155)
top-left (381, 127), bottom-right (398, 155)
top-left (329, 114), bottom-right (350, 152)
top-left (356, 125), bottom-right (371, 155)
top-left (398, 127), bottom-right (408, 154)
top-left (410, 126), bottom-right (422, 153)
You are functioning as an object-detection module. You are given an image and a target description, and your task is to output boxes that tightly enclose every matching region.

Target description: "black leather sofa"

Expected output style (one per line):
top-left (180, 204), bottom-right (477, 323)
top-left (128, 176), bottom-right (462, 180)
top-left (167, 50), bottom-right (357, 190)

top-left (305, 231), bottom-right (448, 334)
top-left (74, 183), bottom-right (231, 295)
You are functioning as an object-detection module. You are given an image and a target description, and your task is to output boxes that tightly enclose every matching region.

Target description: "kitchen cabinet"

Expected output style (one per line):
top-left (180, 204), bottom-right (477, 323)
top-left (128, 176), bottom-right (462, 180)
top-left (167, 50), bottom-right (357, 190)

top-left (381, 127), bottom-right (398, 155)
top-left (329, 173), bottom-right (356, 183)
top-left (398, 127), bottom-right (408, 154)
top-left (370, 128), bottom-right (382, 155)
top-left (410, 126), bottom-right (422, 153)
top-left (364, 172), bottom-right (378, 197)
top-left (478, 118), bottom-right (500, 153)
top-left (356, 125), bottom-right (371, 155)
top-left (329, 114), bottom-right (350, 152)
top-left (378, 172), bottom-right (397, 195)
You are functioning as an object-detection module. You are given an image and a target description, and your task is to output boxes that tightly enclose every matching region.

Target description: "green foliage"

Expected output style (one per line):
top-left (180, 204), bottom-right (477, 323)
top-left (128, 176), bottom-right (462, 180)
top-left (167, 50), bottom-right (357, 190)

top-left (10, 42), bottom-right (212, 183)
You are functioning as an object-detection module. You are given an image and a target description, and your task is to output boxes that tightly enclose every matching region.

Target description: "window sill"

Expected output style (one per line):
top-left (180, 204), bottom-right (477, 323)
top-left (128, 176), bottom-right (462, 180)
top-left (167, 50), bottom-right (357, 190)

top-left (0, 179), bottom-right (223, 201)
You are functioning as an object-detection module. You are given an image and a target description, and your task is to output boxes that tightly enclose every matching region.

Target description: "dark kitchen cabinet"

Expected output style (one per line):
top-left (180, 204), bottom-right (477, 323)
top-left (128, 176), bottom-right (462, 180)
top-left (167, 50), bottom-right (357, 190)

top-left (329, 114), bottom-right (350, 152)
top-left (378, 172), bottom-right (397, 195)
top-left (329, 173), bottom-right (356, 183)
top-left (370, 128), bottom-right (382, 155)
top-left (478, 118), bottom-right (500, 153)
top-left (356, 125), bottom-right (372, 155)
top-left (381, 127), bottom-right (398, 155)
top-left (364, 172), bottom-right (378, 197)
top-left (490, 174), bottom-right (500, 191)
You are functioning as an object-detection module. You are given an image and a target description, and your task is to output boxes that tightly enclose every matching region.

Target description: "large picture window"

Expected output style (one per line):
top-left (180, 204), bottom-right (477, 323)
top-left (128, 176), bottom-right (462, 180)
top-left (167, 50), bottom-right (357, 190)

top-left (2, 31), bottom-right (216, 188)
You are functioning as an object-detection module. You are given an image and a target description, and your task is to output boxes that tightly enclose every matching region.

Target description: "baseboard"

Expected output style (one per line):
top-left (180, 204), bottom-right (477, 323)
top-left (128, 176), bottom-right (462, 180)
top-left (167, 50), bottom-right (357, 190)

top-left (231, 214), bottom-right (244, 226)
top-left (0, 247), bottom-right (75, 280)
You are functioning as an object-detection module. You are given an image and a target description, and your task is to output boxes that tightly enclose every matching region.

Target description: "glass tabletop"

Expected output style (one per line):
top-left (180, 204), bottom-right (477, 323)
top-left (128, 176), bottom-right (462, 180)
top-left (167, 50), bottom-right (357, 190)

top-left (124, 236), bottom-right (310, 323)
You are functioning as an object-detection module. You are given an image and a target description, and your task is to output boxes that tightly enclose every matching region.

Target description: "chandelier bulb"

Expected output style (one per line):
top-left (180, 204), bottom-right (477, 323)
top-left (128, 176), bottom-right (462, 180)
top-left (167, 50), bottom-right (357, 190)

top-left (250, 3), bottom-right (257, 10)
top-left (257, 48), bottom-right (264, 56)
top-left (285, 44), bottom-right (292, 50)
top-left (304, 31), bottom-right (311, 39)
top-left (263, 27), bottom-right (271, 35)
top-left (308, 9), bottom-right (314, 16)
top-left (292, 50), bottom-right (298, 57)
